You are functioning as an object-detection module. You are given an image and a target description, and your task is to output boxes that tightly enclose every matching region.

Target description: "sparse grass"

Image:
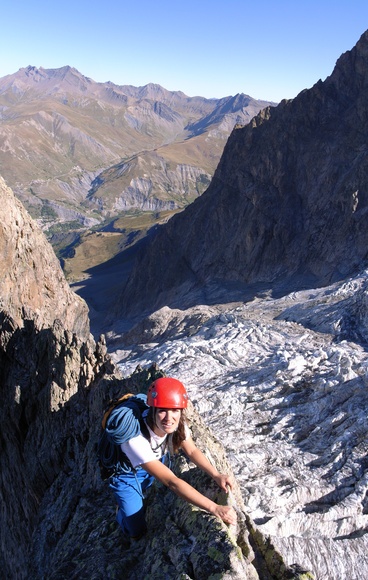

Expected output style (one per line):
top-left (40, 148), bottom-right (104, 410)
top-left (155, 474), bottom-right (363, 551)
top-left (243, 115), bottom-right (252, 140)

top-left (62, 231), bottom-right (123, 282)
top-left (48, 220), bottom-right (83, 233)
top-left (112, 209), bottom-right (177, 231)
top-left (61, 209), bottom-right (181, 283)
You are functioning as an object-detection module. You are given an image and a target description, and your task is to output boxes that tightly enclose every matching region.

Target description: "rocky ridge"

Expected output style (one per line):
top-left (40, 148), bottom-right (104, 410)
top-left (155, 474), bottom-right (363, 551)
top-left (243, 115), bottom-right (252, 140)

top-left (0, 177), bottom-right (308, 579)
top-left (117, 30), bottom-right (368, 320)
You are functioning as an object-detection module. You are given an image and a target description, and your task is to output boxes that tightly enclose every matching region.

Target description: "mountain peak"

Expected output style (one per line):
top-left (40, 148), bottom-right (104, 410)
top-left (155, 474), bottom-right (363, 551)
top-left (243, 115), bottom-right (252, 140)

top-left (0, 65), bottom-right (94, 95)
top-left (135, 82), bottom-right (186, 100)
top-left (20, 64), bottom-right (84, 80)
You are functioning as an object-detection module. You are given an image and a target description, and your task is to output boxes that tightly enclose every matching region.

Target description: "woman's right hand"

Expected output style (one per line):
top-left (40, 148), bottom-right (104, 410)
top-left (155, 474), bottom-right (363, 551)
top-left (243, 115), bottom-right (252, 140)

top-left (213, 504), bottom-right (237, 526)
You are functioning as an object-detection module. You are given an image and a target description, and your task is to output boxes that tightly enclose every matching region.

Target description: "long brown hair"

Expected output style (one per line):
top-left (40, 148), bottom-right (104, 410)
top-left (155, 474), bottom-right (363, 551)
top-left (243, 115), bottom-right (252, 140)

top-left (146, 408), bottom-right (187, 453)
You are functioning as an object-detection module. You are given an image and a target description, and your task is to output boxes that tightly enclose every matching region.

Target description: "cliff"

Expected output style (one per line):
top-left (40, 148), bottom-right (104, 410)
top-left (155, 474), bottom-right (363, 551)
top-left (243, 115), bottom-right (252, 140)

top-left (117, 30), bottom-right (368, 320)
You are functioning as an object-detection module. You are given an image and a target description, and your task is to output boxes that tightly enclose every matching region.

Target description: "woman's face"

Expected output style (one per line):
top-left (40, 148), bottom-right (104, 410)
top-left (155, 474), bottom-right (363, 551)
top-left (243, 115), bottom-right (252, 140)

top-left (154, 408), bottom-right (181, 436)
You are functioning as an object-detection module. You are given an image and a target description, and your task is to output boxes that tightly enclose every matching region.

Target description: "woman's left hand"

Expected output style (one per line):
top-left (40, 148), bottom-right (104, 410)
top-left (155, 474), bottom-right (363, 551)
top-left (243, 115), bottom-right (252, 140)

top-left (180, 438), bottom-right (236, 494)
top-left (214, 472), bottom-right (234, 492)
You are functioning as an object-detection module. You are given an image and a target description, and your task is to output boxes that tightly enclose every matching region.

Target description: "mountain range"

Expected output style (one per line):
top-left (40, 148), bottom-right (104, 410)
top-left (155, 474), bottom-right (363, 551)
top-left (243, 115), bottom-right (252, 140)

top-left (0, 65), bottom-right (274, 280)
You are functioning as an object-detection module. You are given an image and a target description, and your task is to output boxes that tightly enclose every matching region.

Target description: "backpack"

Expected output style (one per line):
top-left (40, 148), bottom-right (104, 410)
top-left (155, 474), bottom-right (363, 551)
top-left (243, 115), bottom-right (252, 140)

top-left (97, 393), bottom-right (150, 480)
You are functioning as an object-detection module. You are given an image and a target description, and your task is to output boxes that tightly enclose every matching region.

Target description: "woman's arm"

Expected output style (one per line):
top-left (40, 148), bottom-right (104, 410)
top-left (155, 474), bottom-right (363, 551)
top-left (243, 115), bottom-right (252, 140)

top-left (142, 459), bottom-right (237, 526)
top-left (180, 437), bottom-right (235, 492)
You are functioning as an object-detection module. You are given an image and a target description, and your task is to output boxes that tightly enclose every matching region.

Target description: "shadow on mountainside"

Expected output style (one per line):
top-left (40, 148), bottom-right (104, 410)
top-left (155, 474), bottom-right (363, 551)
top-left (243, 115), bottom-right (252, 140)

top-left (73, 228), bottom-right (351, 342)
top-left (71, 235), bottom-right (153, 338)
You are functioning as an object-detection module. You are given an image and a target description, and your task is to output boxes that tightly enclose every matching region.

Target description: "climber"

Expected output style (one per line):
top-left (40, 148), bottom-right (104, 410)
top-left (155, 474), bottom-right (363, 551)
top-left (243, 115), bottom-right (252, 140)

top-left (108, 377), bottom-right (237, 540)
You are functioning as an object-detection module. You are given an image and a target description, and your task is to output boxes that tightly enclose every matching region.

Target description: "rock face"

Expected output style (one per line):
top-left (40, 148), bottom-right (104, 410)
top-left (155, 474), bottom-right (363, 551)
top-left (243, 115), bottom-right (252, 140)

top-left (118, 30), bottom-right (368, 319)
top-left (0, 176), bottom-right (90, 338)
top-left (0, 180), bottom-right (307, 579)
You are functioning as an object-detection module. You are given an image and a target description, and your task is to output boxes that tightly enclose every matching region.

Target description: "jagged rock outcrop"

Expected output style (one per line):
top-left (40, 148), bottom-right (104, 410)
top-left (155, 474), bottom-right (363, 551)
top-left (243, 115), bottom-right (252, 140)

top-left (117, 30), bottom-right (368, 320)
top-left (0, 179), bottom-right (309, 579)
top-left (0, 176), bottom-right (90, 338)
top-left (0, 311), bottom-right (110, 578)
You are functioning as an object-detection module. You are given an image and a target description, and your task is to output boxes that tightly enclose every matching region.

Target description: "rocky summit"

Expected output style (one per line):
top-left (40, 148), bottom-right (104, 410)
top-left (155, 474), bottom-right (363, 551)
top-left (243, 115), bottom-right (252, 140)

top-left (118, 30), bottom-right (368, 321)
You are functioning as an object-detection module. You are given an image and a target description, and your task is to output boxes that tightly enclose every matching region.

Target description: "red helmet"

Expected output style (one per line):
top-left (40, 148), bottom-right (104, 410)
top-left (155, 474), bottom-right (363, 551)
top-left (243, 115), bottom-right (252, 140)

top-left (147, 377), bottom-right (188, 409)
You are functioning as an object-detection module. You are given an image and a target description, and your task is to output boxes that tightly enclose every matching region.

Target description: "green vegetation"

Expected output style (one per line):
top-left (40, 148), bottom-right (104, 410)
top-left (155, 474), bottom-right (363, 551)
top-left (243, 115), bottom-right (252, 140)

top-left (196, 173), bottom-right (211, 195)
top-left (112, 208), bottom-right (177, 231)
top-left (41, 202), bottom-right (58, 220)
top-left (59, 207), bottom-right (186, 283)
top-left (47, 220), bottom-right (83, 235)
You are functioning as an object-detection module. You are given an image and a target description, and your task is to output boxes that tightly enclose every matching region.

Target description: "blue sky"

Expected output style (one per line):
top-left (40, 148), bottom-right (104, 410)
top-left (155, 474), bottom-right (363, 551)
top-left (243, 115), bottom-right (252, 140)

top-left (2, 0), bottom-right (368, 102)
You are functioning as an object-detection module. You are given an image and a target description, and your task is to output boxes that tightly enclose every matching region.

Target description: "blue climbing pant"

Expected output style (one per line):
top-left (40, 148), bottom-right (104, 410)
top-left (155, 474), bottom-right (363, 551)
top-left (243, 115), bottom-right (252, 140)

top-left (109, 458), bottom-right (168, 538)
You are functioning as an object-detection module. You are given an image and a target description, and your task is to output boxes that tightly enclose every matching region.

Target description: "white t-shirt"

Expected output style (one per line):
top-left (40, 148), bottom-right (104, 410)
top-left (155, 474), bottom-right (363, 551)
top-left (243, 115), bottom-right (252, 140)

top-left (120, 420), bottom-right (190, 469)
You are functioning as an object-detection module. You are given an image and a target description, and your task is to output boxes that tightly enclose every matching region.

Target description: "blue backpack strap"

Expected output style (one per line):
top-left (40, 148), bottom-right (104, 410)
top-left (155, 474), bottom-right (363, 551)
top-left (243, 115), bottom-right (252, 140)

top-left (97, 394), bottom-right (149, 479)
